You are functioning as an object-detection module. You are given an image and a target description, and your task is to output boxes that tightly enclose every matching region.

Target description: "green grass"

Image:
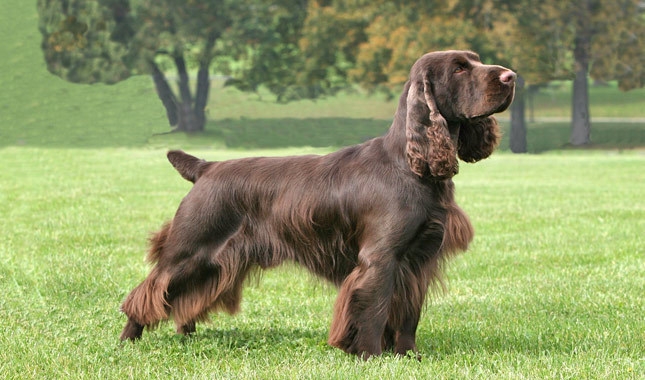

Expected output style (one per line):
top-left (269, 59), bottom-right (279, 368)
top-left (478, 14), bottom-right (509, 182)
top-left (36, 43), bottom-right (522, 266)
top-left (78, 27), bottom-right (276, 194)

top-left (1, 148), bottom-right (643, 379)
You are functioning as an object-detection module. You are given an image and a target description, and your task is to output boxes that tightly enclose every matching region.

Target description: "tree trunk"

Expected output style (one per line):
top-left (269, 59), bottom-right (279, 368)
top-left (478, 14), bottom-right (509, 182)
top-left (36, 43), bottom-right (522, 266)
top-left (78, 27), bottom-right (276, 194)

top-left (174, 53), bottom-right (202, 132)
top-left (527, 85), bottom-right (537, 123)
top-left (570, 1), bottom-right (592, 146)
top-left (150, 61), bottom-right (178, 127)
top-left (194, 36), bottom-right (216, 130)
top-left (194, 63), bottom-right (210, 131)
top-left (509, 75), bottom-right (527, 153)
top-left (149, 51), bottom-right (211, 133)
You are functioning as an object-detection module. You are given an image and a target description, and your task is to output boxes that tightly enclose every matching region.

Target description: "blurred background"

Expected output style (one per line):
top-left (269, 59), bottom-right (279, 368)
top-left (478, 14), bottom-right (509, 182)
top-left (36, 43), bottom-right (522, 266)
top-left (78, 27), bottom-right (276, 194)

top-left (2, 0), bottom-right (644, 152)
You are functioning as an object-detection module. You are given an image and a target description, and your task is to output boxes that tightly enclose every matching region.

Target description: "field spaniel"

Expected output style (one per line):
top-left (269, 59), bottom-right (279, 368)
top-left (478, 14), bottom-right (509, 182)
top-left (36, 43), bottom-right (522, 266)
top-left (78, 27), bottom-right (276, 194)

top-left (120, 50), bottom-right (516, 359)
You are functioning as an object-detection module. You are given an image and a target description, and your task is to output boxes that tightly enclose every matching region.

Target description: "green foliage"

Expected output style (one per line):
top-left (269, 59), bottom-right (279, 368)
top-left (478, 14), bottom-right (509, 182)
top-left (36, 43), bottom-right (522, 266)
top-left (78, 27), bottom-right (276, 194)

top-left (35, 0), bottom-right (645, 105)
top-left (461, 0), bottom-right (645, 88)
top-left (294, 2), bottom-right (367, 98)
top-left (37, 0), bottom-right (136, 83)
top-left (36, 0), bottom-right (313, 131)
top-left (133, 0), bottom-right (241, 65)
top-left (487, 2), bottom-right (573, 84)
top-left (300, 0), bottom-right (474, 93)
top-left (215, 0), bottom-right (310, 100)
top-left (36, 0), bottom-right (307, 82)
top-left (454, 0), bottom-right (645, 147)
top-left (589, 0), bottom-right (645, 90)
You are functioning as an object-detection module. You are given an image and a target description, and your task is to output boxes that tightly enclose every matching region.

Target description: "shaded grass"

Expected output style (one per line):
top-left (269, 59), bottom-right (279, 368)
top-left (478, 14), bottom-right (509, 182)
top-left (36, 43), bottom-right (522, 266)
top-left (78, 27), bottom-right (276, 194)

top-left (529, 81), bottom-right (645, 118)
top-left (499, 121), bottom-right (645, 153)
top-left (1, 147), bottom-right (643, 379)
top-left (208, 117), bottom-right (390, 149)
top-left (147, 119), bottom-right (645, 153)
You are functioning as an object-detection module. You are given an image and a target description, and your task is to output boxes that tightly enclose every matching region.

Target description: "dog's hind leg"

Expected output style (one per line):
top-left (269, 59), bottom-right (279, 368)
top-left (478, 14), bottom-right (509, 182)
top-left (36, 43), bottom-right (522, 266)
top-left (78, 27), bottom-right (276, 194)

top-left (120, 318), bottom-right (144, 341)
top-left (168, 239), bottom-right (257, 336)
top-left (168, 266), bottom-right (254, 336)
top-left (177, 320), bottom-right (196, 336)
top-left (120, 267), bottom-right (172, 341)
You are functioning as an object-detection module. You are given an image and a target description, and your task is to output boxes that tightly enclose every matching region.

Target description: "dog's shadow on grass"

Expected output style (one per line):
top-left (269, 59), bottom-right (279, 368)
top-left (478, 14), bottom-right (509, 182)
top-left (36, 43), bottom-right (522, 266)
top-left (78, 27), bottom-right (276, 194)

top-left (169, 326), bottom-right (558, 359)
top-left (139, 324), bottom-right (565, 359)
top-left (212, 117), bottom-right (389, 149)
top-left (129, 318), bottom-right (572, 359)
top-left (175, 326), bottom-right (331, 354)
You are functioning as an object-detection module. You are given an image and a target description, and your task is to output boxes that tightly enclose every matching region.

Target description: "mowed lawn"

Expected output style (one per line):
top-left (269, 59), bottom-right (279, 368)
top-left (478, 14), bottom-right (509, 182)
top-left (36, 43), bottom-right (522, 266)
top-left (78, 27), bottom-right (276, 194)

top-left (0, 147), bottom-right (643, 379)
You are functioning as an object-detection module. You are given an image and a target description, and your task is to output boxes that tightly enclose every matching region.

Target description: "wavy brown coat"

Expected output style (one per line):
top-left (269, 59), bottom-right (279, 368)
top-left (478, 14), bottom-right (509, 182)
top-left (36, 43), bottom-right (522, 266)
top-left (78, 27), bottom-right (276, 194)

top-left (120, 50), bottom-right (516, 359)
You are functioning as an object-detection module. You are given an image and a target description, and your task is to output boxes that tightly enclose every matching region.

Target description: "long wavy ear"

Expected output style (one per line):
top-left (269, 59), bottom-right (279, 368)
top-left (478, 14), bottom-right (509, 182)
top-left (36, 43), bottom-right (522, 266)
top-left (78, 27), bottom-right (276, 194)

top-left (457, 116), bottom-right (501, 163)
top-left (405, 77), bottom-right (458, 178)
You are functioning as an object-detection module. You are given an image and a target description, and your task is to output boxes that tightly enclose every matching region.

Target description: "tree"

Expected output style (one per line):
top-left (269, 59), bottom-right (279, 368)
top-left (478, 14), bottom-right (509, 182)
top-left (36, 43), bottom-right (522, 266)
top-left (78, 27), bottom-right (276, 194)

top-left (582, 0), bottom-right (645, 148)
top-left (454, 0), bottom-right (574, 153)
top-left (536, 0), bottom-right (645, 146)
top-left (464, 0), bottom-right (645, 148)
top-left (509, 76), bottom-right (527, 153)
top-left (298, 0), bottom-right (508, 102)
top-left (217, 0), bottom-right (310, 102)
top-left (38, 0), bottom-right (136, 84)
top-left (131, 0), bottom-right (250, 132)
top-left (294, 1), bottom-right (368, 99)
top-left (38, 0), bottom-right (309, 132)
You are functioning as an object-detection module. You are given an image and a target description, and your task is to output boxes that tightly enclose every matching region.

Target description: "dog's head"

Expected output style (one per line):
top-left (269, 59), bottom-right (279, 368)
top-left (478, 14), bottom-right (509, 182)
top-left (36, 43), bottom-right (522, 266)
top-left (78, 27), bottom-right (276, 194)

top-left (404, 50), bottom-right (515, 178)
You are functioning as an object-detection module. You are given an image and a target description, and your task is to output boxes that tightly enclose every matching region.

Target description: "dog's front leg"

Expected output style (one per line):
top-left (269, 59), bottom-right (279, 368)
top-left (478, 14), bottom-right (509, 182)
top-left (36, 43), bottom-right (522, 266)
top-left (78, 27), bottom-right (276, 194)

top-left (327, 256), bottom-right (396, 359)
top-left (392, 310), bottom-right (422, 360)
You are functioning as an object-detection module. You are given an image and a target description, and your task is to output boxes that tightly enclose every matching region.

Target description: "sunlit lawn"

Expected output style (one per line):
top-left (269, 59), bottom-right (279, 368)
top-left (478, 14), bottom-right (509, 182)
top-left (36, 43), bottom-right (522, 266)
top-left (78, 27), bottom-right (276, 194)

top-left (1, 147), bottom-right (643, 379)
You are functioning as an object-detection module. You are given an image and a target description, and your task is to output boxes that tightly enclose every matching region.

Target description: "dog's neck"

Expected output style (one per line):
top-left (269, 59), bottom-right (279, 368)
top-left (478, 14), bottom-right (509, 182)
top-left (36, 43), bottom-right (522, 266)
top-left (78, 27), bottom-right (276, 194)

top-left (447, 122), bottom-right (461, 142)
top-left (382, 99), bottom-right (411, 159)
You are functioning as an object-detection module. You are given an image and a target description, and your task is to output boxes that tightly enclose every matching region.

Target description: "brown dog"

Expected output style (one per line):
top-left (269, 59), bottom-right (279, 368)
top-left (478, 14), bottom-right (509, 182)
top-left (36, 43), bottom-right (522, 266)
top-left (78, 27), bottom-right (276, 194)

top-left (120, 50), bottom-right (515, 359)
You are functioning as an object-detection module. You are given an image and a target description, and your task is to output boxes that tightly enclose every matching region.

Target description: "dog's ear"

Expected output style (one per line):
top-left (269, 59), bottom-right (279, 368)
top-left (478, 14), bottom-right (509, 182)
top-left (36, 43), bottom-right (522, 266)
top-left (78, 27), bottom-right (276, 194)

top-left (457, 116), bottom-right (501, 163)
top-left (405, 77), bottom-right (458, 178)
top-left (167, 150), bottom-right (208, 183)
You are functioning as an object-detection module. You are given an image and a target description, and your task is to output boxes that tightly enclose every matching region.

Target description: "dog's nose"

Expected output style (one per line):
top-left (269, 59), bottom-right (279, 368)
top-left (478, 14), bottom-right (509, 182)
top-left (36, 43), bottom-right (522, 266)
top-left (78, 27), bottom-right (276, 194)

top-left (500, 70), bottom-right (517, 85)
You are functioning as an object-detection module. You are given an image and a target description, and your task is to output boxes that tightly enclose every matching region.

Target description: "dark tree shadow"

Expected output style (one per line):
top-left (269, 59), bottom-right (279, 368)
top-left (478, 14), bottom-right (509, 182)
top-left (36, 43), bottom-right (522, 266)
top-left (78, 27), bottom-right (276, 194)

top-left (212, 117), bottom-right (390, 149)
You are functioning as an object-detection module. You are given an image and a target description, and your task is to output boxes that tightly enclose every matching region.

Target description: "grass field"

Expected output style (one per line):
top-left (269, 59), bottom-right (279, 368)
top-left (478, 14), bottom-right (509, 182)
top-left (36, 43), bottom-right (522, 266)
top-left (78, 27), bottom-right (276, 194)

top-left (2, 2), bottom-right (645, 379)
top-left (1, 148), bottom-right (643, 379)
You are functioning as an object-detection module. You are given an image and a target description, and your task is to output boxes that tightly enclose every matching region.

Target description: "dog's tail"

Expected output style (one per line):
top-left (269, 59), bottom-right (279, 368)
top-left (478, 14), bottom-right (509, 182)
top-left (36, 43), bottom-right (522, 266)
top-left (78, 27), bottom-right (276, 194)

top-left (167, 150), bottom-right (209, 183)
top-left (146, 222), bottom-right (171, 264)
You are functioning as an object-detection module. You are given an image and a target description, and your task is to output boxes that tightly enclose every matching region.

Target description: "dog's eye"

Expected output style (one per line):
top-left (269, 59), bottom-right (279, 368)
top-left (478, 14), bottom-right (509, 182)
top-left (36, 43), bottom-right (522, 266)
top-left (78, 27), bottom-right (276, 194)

top-left (454, 65), bottom-right (466, 74)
